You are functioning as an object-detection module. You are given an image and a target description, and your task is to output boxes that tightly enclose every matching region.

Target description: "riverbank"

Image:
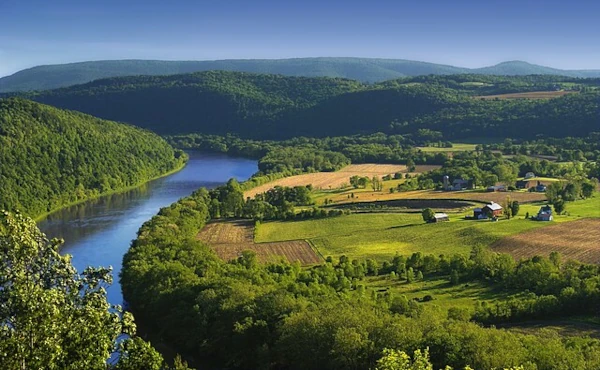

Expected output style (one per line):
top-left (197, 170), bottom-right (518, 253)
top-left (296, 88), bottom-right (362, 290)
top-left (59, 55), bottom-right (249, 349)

top-left (34, 156), bottom-right (188, 223)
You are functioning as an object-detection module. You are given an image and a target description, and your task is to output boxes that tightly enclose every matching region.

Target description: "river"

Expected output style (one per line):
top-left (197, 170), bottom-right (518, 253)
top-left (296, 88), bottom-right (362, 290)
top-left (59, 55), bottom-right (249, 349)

top-left (37, 153), bottom-right (257, 306)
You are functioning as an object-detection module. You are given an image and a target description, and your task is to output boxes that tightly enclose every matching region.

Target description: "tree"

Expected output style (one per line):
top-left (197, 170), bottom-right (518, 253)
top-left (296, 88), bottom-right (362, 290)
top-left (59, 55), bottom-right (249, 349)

top-left (406, 159), bottom-right (416, 172)
top-left (510, 200), bottom-right (520, 217)
top-left (375, 348), bottom-right (434, 370)
top-left (421, 208), bottom-right (435, 223)
top-left (581, 182), bottom-right (595, 198)
top-left (503, 196), bottom-right (512, 219)
top-left (0, 211), bottom-right (168, 370)
top-left (553, 198), bottom-right (566, 214)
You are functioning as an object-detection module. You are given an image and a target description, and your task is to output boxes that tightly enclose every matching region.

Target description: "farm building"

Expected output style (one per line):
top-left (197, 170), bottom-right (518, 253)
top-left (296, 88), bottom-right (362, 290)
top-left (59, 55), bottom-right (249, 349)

top-left (473, 208), bottom-right (488, 219)
top-left (534, 205), bottom-right (553, 221)
top-left (483, 202), bottom-right (503, 217)
top-left (433, 213), bottom-right (450, 222)
top-left (516, 179), bottom-right (536, 189)
top-left (525, 172), bottom-right (536, 179)
top-left (535, 184), bottom-right (547, 192)
top-left (487, 185), bottom-right (506, 192)
top-left (451, 179), bottom-right (470, 191)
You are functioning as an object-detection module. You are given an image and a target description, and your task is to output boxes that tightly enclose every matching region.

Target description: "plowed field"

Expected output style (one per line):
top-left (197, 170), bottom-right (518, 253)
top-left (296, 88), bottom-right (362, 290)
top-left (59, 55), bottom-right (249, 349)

top-left (197, 220), bottom-right (321, 265)
top-left (491, 218), bottom-right (600, 263)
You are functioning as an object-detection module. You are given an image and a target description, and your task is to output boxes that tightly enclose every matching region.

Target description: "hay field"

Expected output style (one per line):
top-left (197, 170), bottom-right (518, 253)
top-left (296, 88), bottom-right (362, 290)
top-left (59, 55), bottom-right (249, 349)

top-left (197, 220), bottom-right (321, 265)
top-left (244, 164), bottom-right (439, 198)
top-left (491, 218), bottom-right (600, 264)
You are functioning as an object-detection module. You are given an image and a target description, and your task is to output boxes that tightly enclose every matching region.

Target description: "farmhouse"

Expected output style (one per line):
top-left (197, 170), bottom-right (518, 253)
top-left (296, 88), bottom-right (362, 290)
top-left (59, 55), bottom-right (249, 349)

top-left (483, 202), bottom-right (503, 217)
top-left (452, 179), bottom-right (470, 191)
top-left (433, 213), bottom-right (450, 222)
top-left (516, 179), bottom-right (536, 189)
top-left (487, 185), bottom-right (506, 192)
top-left (534, 205), bottom-right (553, 221)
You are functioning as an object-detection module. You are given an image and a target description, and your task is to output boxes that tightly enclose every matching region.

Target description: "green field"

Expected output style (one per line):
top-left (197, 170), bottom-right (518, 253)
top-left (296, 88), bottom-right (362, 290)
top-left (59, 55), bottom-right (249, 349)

top-left (256, 213), bottom-right (550, 260)
top-left (257, 193), bottom-right (600, 261)
top-left (366, 275), bottom-right (515, 312)
top-left (416, 143), bottom-right (477, 152)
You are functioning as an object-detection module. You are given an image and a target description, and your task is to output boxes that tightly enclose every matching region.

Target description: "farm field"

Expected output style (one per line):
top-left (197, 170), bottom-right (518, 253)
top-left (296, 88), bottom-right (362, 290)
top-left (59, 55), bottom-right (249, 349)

top-left (315, 188), bottom-right (547, 206)
top-left (243, 163), bottom-right (440, 198)
top-left (416, 143), bottom-right (477, 152)
top-left (255, 213), bottom-right (550, 261)
top-left (365, 275), bottom-right (514, 312)
top-left (197, 220), bottom-right (321, 265)
top-left (491, 218), bottom-right (600, 264)
top-left (475, 91), bottom-right (577, 100)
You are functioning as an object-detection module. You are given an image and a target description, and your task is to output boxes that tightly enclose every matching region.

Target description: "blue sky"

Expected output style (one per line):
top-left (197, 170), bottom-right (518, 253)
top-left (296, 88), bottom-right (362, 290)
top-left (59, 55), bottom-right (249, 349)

top-left (1, 0), bottom-right (599, 77)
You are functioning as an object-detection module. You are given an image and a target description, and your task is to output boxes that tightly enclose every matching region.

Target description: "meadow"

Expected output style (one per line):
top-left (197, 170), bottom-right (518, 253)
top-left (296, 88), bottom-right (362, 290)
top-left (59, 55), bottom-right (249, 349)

top-left (256, 193), bottom-right (600, 261)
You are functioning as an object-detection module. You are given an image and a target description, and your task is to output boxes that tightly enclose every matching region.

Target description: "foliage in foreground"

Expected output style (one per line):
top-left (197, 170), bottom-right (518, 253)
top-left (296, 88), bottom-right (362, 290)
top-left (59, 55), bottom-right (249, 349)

top-left (0, 211), bottom-right (190, 370)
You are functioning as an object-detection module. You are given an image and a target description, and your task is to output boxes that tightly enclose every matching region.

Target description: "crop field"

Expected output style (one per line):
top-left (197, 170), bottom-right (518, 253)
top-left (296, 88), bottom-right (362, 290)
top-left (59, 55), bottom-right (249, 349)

top-left (318, 188), bottom-right (547, 206)
top-left (416, 143), bottom-right (477, 152)
top-left (491, 218), bottom-right (600, 263)
top-left (244, 164), bottom-right (442, 198)
top-left (197, 220), bottom-right (321, 265)
top-left (255, 213), bottom-right (551, 261)
top-left (475, 90), bottom-right (576, 100)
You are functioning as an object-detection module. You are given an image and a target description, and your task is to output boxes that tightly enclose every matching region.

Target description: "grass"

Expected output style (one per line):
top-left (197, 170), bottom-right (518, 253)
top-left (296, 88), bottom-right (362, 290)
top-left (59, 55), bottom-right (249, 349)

top-left (417, 143), bottom-right (477, 152)
top-left (256, 213), bottom-right (548, 261)
top-left (365, 275), bottom-right (514, 312)
top-left (257, 193), bottom-right (600, 261)
top-left (519, 193), bottom-right (600, 222)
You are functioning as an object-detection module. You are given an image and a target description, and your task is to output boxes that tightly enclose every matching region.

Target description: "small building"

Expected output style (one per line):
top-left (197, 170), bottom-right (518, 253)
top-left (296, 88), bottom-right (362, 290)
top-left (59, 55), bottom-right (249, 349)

top-left (473, 208), bottom-right (487, 219)
top-left (525, 172), bottom-right (536, 179)
top-left (433, 213), bottom-right (450, 222)
top-left (452, 179), bottom-right (469, 191)
top-left (516, 179), bottom-right (536, 189)
top-left (482, 202), bottom-right (503, 217)
top-left (535, 205), bottom-right (553, 221)
top-left (535, 184), bottom-right (547, 192)
top-left (487, 185), bottom-right (506, 192)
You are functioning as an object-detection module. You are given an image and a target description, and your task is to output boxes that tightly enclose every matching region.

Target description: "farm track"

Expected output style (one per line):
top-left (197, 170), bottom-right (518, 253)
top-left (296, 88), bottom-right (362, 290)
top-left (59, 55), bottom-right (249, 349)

top-left (197, 220), bottom-right (321, 265)
top-left (491, 218), bottom-right (600, 264)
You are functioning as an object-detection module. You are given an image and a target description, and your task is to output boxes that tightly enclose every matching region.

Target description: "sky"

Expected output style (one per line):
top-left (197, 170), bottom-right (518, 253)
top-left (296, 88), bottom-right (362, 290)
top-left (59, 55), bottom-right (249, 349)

top-left (1, 0), bottom-right (599, 77)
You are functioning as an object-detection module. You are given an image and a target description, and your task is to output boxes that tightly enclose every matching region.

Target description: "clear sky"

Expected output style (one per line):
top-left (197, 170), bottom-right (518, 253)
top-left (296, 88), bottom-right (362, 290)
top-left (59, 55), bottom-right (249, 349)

top-left (1, 0), bottom-right (599, 77)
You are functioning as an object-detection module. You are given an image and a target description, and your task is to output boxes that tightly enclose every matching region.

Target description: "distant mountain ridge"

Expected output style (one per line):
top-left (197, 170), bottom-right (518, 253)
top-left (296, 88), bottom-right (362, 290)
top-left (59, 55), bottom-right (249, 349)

top-left (1, 58), bottom-right (599, 92)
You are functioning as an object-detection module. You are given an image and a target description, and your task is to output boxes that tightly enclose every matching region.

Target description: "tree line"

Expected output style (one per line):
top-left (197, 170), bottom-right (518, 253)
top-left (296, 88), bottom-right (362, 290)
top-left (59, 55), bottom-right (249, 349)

top-left (12, 71), bottom-right (600, 140)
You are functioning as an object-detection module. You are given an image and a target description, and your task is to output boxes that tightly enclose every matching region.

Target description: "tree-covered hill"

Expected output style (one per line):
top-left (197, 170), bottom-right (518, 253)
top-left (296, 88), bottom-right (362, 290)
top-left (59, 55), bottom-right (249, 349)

top-left (2, 57), bottom-right (600, 92)
top-left (15, 71), bottom-right (600, 140)
top-left (0, 98), bottom-right (186, 218)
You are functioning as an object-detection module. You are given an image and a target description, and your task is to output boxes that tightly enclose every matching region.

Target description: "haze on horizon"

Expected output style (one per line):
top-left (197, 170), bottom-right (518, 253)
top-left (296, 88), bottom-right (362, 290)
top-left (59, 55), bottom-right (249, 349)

top-left (1, 0), bottom-right (599, 78)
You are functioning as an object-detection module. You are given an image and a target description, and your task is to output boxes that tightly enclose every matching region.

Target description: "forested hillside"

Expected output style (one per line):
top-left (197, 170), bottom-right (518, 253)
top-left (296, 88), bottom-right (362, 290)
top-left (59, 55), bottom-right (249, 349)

top-left (2, 58), bottom-right (600, 92)
top-left (0, 98), bottom-right (186, 218)
top-left (16, 71), bottom-right (600, 140)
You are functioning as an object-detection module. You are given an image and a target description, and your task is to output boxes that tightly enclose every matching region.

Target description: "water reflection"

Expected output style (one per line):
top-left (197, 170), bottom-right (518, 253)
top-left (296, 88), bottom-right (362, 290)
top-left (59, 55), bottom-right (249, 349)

top-left (37, 153), bottom-right (257, 306)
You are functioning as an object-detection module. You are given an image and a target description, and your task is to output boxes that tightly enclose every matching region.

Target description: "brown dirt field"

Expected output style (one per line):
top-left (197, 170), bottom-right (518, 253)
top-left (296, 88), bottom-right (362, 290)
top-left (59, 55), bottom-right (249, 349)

top-left (327, 189), bottom-right (546, 205)
top-left (475, 91), bottom-right (576, 100)
top-left (198, 220), bottom-right (321, 265)
top-left (491, 219), bottom-right (600, 264)
top-left (244, 164), bottom-right (440, 198)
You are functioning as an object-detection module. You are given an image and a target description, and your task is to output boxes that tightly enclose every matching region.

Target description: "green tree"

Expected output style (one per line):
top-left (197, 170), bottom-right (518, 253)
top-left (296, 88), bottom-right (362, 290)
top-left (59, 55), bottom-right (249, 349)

top-left (510, 200), bottom-right (520, 217)
top-left (553, 198), bottom-right (566, 214)
top-left (421, 208), bottom-right (435, 223)
top-left (0, 211), bottom-right (167, 370)
top-left (375, 348), bottom-right (434, 370)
